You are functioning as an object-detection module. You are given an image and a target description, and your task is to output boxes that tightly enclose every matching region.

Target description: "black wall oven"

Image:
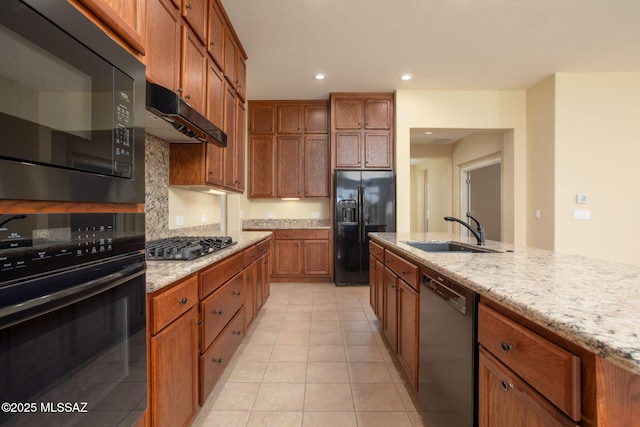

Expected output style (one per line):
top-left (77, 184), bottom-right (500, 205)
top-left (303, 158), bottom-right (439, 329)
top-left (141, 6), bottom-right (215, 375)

top-left (0, 0), bottom-right (145, 204)
top-left (0, 212), bottom-right (146, 426)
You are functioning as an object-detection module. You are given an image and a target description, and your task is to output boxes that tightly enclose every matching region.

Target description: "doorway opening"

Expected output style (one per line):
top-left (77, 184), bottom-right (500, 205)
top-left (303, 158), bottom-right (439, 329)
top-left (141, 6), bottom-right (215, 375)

top-left (461, 160), bottom-right (502, 241)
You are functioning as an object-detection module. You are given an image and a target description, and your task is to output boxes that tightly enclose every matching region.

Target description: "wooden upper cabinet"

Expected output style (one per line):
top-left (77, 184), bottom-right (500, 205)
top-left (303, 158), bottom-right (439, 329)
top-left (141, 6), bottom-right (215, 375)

top-left (304, 136), bottom-right (329, 197)
top-left (181, 25), bottom-right (207, 113)
top-left (207, 59), bottom-right (225, 129)
top-left (224, 29), bottom-right (238, 88)
top-left (235, 99), bottom-right (246, 192)
top-left (207, 0), bottom-right (225, 69)
top-left (331, 93), bottom-right (394, 170)
top-left (250, 104), bottom-right (276, 133)
top-left (236, 55), bottom-right (247, 102)
top-left (248, 136), bottom-right (275, 197)
top-left (223, 83), bottom-right (238, 189)
top-left (277, 105), bottom-right (303, 134)
top-left (334, 98), bottom-right (363, 129)
top-left (304, 104), bottom-right (329, 133)
top-left (145, 0), bottom-right (181, 91)
top-left (276, 137), bottom-right (303, 197)
top-left (71, 0), bottom-right (146, 55)
top-left (181, 0), bottom-right (207, 44)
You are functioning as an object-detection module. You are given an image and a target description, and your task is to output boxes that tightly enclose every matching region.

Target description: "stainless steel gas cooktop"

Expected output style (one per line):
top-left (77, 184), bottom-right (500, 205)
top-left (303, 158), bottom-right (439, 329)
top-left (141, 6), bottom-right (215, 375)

top-left (145, 236), bottom-right (236, 261)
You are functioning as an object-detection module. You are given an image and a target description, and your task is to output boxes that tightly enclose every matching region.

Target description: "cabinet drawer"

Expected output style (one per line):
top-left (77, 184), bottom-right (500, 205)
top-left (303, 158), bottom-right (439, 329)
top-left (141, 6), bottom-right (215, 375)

top-left (201, 272), bottom-right (244, 351)
top-left (369, 241), bottom-right (384, 261)
top-left (200, 251), bottom-right (243, 298)
top-left (478, 304), bottom-right (581, 421)
top-left (199, 309), bottom-right (244, 404)
top-left (276, 229), bottom-right (329, 240)
top-left (256, 238), bottom-right (271, 256)
top-left (384, 250), bottom-right (418, 290)
top-left (151, 275), bottom-right (199, 335)
top-left (243, 245), bottom-right (258, 266)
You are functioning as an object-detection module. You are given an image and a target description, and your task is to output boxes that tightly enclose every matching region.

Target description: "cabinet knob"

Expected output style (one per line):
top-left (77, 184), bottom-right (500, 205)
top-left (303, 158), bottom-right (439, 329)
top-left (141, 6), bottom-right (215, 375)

top-left (177, 87), bottom-right (183, 93)
top-left (210, 41), bottom-right (215, 46)
top-left (214, 358), bottom-right (223, 364)
top-left (195, 320), bottom-right (202, 326)
top-left (179, 298), bottom-right (188, 305)
top-left (216, 309), bottom-right (223, 315)
top-left (233, 291), bottom-right (242, 296)
top-left (185, 94), bottom-right (191, 100)
top-left (185, 3), bottom-right (193, 10)
top-left (233, 330), bottom-right (242, 336)
top-left (500, 380), bottom-right (515, 392)
top-left (500, 342), bottom-right (514, 353)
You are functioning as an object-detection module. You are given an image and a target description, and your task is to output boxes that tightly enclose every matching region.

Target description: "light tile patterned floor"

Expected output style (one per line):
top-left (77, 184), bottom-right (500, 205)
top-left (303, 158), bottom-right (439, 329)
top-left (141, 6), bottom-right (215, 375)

top-left (192, 282), bottom-right (426, 427)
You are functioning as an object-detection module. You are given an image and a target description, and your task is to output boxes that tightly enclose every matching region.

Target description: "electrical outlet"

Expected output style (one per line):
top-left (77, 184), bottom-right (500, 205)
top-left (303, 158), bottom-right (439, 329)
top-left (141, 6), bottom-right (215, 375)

top-left (201, 214), bottom-right (207, 223)
top-left (267, 212), bottom-right (276, 219)
top-left (312, 212), bottom-right (320, 219)
top-left (176, 215), bottom-right (184, 226)
top-left (573, 209), bottom-right (590, 220)
top-left (535, 209), bottom-right (541, 219)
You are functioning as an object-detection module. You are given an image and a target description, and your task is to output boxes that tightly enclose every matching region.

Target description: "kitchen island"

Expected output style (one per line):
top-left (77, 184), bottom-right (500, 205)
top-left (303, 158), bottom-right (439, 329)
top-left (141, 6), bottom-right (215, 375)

top-left (370, 231), bottom-right (640, 426)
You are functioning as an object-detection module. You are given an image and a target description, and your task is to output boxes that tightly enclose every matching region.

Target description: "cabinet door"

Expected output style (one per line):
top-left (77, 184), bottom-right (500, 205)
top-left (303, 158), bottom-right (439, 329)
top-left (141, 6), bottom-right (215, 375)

top-left (304, 104), bottom-right (329, 133)
top-left (261, 252), bottom-right (271, 302)
top-left (255, 256), bottom-right (264, 312)
top-left (236, 55), bottom-right (247, 102)
top-left (383, 268), bottom-right (398, 352)
top-left (276, 137), bottom-right (303, 197)
top-left (364, 98), bottom-right (392, 130)
top-left (303, 239), bottom-right (330, 276)
top-left (146, 0), bottom-right (180, 91)
top-left (235, 99), bottom-right (246, 191)
top-left (397, 280), bottom-right (419, 390)
top-left (304, 136), bottom-right (329, 197)
top-left (207, 0), bottom-right (225, 68)
top-left (277, 105), bottom-right (303, 134)
top-left (223, 28), bottom-right (237, 89)
top-left (244, 263), bottom-right (255, 329)
top-left (223, 83), bottom-right (238, 189)
top-left (74, 0), bottom-right (146, 55)
top-left (273, 240), bottom-right (302, 276)
top-left (248, 136), bottom-right (275, 197)
top-left (181, 0), bottom-right (206, 44)
top-left (364, 133), bottom-right (392, 169)
top-left (374, 258), bottom-right (385, 318)
top-left (249, 104), bottom-right (275, 133)
top-left (479, 348), bottom-right (579, 427)
top-left (181, 25), bottom-right (207, 113)
top-left (205, 61), bottom-right (225, 186)
top-left (150, 306), bottom-right (198, 427)
top-left (334, 98), bottom-right (363, 129)
top-left (335, 133), bottom-right (361, 168)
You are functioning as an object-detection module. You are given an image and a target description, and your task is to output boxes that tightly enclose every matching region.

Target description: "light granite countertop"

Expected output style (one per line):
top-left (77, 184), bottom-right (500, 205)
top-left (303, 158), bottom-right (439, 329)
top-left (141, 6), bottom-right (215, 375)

top-left (370, 232), bottom-right (640, 376)
top-left (242, 219), bottom-right (331, 230)
top-left (145, 231), bottom-right (272, 293)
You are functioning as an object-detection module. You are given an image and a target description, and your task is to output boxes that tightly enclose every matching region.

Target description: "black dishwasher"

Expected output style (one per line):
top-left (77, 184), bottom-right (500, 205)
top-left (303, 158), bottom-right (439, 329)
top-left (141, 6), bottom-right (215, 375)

top-left (419, 267), bottom-right (478, 427)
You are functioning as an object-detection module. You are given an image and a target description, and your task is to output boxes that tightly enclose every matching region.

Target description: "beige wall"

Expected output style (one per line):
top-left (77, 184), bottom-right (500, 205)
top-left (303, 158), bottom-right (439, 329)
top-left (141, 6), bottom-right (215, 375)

top-left (410, 158), bottom-right (451, 233)
top-left (553, 73), bottom-right (640, 264)
top-left (167, 188), bottom-right (222, 229)
top-left (526, 76), bottom-right (556, 250)
top-left (396, 90), bottom-right (527, 244)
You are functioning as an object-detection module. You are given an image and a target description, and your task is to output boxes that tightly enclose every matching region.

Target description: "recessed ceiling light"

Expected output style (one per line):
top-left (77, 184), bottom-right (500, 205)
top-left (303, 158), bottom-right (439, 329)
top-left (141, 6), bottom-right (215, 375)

top-left (401, 74), bottom-right (412, 81)
top-left (314, 74), bottom-right (326, 80)
top-left (425, 131), bottom-right (432, 135)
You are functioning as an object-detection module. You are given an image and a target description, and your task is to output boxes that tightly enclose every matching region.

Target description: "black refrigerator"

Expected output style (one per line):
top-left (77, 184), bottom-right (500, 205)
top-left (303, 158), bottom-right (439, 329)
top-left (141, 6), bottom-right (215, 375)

top-left (334, 170), bottom-right (395, 285)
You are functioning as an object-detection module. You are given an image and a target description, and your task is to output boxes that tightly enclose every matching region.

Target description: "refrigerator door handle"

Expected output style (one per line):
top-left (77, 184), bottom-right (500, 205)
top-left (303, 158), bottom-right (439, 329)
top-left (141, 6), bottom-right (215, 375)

top-left (358, 186), bottom-right (365, 243)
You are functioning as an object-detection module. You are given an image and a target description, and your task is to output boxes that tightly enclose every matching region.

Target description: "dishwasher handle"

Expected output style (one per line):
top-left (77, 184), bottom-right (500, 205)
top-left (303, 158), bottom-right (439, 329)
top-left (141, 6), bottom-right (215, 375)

top-left (422, 274), bottom-right (467, 315)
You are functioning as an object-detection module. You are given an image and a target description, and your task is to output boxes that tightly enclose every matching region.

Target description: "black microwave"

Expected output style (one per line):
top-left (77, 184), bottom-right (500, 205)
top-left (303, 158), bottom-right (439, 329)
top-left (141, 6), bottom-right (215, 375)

top-left (0, 0), bottom-right (145, 204)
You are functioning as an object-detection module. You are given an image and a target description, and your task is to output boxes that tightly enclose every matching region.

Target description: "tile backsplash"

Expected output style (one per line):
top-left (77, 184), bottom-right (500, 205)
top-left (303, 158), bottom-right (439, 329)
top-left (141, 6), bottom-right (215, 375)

top-left (145, 134), bottom-right (221, 240)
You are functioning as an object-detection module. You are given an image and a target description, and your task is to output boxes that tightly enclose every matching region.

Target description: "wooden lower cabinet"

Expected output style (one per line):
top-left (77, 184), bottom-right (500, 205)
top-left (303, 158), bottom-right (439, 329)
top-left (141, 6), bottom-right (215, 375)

top-left (150, 304), bottom-right (199, 427)
top-left (148, 237), bottom-right (271, 426)
top-left (272, 229), bottom-right (331, 281)
top-left (479, 348), bottom-right (579, 427)
top-left (397, 279), bottom-right (419, 390)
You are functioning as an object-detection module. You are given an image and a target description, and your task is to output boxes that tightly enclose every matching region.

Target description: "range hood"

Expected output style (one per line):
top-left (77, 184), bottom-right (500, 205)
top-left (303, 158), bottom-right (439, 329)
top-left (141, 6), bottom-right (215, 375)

top-left (145, 81), bottom-right (227, 147)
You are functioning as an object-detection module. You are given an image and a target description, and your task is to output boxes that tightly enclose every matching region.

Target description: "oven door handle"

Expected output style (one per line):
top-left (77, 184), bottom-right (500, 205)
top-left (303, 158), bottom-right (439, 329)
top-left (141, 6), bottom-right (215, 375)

top-left (0, 258), bottom-right (146, 329)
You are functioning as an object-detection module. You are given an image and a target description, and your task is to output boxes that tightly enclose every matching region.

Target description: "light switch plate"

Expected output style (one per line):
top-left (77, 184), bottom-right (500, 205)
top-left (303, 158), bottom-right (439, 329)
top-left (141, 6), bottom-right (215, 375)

top-left (576, 194), bottom-right (588, 204)
top-left (201, 214), bottom-right (207, 223)
top-left (267, 212), bottom-right (276, 219)
top-left (176, 215), bottom-right (184, 226)
top-left (312, 212), bottom-right (320, 218)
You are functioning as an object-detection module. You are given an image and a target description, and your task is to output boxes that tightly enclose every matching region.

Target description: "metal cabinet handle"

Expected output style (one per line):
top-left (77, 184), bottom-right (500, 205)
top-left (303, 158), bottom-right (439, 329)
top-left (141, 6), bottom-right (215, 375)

top-left (500, 342), bottom-right (514, 353)
top-left (179, 298), bottom-right (188, 305)
top-left (500, 380), bottom-right (515, 392)
top-left (233, 330), bottom-right (241, 335)
top-left (195, 320), bottom-right (202, 326)
top-left (216, 309), bottom-right (223, 315)
top-left (185, 94), bottom-right (191, 100)
top-left (233, 291), bottom-right (242, 296)
top-left (185, 3), bottom-right (193, 10)
top-left (214, 358), bottom-right (222, 364)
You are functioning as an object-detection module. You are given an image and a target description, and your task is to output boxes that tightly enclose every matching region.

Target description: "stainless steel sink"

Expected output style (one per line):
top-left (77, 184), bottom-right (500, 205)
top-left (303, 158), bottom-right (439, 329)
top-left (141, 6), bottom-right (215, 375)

top-left (402, 241), bottom-right (497, 253)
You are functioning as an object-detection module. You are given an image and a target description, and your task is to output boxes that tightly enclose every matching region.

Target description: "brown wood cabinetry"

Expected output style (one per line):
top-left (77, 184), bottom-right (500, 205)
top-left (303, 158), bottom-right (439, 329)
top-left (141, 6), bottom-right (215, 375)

top-left (149, 276), bottom-right (199, 427)
top-left (248, 101), bottom-right (330, 198)
top-left (145, 0), bottom-right (181, 91)
top-left (379, 248), bottom-right (419, 390)
top-left (148, 237), bottom-right (271, 426)
top-left (181, 0), bottom-right (207, 44)
top-left (181, 25), bottom-right (207, 113)
top-left (331, 93), bottom-right (394, 170)
top-left (70, 0), bottom-right (146, 56)
top-left (478, 303), bottom-right (582, 424)
top-left (207, 0), bottom-right (225, 68)
top-left (369, 241), bottom-right (385, 319)
top-left (272, 229), bottom-right (331, 281)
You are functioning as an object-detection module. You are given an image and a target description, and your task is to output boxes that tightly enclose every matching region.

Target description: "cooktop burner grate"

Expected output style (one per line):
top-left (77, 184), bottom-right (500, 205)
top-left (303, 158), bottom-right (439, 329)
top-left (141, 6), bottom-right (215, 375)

top-left (145, 236), bottom-right (236, 261)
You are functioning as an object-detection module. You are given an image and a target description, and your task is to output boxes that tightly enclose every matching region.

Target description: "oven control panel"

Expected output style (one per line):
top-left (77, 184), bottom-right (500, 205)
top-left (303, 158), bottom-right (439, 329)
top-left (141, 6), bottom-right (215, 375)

top-left (0, 213), bottom-right (144, 286)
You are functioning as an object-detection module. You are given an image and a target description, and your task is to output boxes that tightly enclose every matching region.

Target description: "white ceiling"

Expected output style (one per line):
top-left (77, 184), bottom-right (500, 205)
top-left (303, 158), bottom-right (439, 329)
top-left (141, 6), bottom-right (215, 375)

top-left (220, 0), bottom-right (640, 101)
